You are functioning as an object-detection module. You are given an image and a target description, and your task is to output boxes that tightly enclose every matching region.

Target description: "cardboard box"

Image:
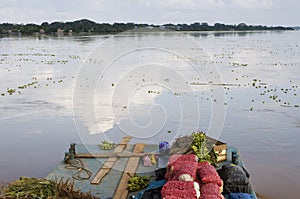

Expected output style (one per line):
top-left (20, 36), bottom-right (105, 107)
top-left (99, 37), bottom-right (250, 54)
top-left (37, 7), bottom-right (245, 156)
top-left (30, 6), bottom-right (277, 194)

top-left (207, 137), bottom-right (227, 162)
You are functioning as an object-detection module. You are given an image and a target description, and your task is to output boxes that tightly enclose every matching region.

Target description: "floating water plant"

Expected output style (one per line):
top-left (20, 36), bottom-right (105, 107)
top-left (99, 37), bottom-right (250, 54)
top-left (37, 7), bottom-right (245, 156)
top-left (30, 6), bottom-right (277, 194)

top-left (7, 88), bottom-right (15, 95)
top-left (18, 85), bottom-right (27, 89)
top-left (232, 62), bottom-right (248, 67)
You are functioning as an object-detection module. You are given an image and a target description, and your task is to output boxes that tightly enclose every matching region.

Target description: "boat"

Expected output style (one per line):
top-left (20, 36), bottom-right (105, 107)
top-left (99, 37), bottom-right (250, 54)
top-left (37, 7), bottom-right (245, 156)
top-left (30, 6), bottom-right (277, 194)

top-left (45, 136), bottom-right (258, 199)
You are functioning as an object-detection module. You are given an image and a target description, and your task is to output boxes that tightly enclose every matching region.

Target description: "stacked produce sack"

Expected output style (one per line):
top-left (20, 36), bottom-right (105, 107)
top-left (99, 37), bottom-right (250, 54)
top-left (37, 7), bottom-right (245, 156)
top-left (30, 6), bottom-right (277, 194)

top-left (162, 154), bottom-right (200, 199)
top-left (162, 154), bottom-right (224, 199)
top-left (197, 162), bottom-right (224, 199)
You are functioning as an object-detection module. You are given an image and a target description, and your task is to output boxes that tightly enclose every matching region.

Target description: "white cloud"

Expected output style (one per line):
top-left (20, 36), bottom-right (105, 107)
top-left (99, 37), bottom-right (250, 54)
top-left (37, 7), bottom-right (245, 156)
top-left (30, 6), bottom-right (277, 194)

top-left (230, 0), bottom-right (273, 9)
top-left (154, 0), bottom-right (225, 10)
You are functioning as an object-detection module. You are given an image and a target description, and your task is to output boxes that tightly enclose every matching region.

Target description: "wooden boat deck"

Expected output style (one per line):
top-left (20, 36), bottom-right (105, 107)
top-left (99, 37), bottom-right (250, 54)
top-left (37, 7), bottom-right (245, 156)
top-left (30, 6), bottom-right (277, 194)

top-left (46, 141), bottom-right (257, 199)
top-left (46, 143), bottom-right (158, 199)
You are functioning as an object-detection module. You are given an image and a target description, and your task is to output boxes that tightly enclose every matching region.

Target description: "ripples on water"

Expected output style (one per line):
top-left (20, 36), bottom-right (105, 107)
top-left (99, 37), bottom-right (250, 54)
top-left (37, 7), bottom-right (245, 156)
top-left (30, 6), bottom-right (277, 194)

top-left (0, 31), bottom-right (299, 199)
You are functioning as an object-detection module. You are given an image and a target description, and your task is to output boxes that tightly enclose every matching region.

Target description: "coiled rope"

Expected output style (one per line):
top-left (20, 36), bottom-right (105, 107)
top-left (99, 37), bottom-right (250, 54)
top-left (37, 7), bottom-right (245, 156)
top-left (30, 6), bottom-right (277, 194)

top-left (65, 159), bottom-right (92, 180)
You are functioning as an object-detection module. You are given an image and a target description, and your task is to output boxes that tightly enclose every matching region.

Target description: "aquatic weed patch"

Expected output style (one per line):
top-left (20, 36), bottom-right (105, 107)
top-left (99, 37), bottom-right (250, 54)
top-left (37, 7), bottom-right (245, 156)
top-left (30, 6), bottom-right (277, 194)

top-left (3, 177), bottom-right (100, 199)
top-left (1, 76), bottom-right (65, 96)
top-left (3, 176), bottom-right (58, 198)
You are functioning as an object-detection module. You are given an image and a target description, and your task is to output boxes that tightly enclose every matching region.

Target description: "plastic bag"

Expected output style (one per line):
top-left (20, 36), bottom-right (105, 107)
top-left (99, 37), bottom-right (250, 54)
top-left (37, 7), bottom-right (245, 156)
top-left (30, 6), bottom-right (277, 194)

top-left (223, 193), bottom-right (253, 199)
top-left (217, 164), bottom-right (251, 194)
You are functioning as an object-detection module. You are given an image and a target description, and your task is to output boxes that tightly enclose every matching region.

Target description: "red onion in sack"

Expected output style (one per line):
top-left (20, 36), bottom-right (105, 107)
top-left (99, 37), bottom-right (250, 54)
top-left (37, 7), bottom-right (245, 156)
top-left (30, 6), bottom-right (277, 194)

top-left (200, 194), bottom-right (225, 199)
top-left (162, 181), bottom-right (200, 199)
top-left (162, 180), bottom-right (196, 190)
top-left (162, 188), bottom-right (199, 199)
top-left (197, 164), bottom-right (223, 186)
top-left (200, 183), bottom-right (222, 195)
top-left (170, 161), bottom-right (198, 181)
top-left (198, 161), bottom-right (210, 168)
top-left (166, 161), bottom-right (198, 181)
top-left (169, 154), bottom-right (198, 164)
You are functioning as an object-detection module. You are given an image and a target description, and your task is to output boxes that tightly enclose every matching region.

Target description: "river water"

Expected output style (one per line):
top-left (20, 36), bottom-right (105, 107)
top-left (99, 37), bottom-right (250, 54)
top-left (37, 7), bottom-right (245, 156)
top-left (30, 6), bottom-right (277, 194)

top-left (0, 31), bottom-right (299, 199)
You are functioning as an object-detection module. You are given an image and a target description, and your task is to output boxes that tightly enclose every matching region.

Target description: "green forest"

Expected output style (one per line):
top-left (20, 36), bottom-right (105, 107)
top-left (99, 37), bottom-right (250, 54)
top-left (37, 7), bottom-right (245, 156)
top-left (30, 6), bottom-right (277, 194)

top-left (0, 19), bottom-right (294, 36)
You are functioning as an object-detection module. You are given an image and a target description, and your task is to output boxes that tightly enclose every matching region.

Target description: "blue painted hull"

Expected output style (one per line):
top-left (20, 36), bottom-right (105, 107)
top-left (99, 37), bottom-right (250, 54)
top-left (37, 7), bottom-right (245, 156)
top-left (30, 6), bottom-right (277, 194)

top-left (46, 144), bottom-right (257, 199)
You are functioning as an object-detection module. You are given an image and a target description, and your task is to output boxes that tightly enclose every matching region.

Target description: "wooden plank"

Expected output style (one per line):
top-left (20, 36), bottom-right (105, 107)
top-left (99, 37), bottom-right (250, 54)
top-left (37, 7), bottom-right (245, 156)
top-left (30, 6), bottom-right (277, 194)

top-left (75, 152), bottom-right (149, 158)
top-left (113, 146), bottom-right (129, 153)
top-left (90, 158), bottom-right (118, 184)
top-left (123, 143), bottom-right (145, 174)
top-left (113, 143), bottom-right (145, 199)
top-left (118, 136), bottom-right (132, 145)
top-left (103, 159), bottom-right (119, 169)
top-left (90, 136), bottom-right (132, 185)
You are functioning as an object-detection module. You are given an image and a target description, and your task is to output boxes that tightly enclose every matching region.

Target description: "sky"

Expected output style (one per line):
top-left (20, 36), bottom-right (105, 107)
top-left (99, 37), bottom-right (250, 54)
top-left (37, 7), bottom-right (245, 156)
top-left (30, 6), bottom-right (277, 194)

top-left (0, 0), bottom-right (299, 26)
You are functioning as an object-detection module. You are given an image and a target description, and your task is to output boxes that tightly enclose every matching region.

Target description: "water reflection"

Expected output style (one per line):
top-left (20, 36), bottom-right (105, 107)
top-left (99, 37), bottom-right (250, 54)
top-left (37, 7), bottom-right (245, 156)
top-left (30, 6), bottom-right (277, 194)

top-left (0, 31), bottom-right (299, 199)
top-left (185, 30), bottom-right (278, 38)
top-left (73, 31), bottom-right (226, 147)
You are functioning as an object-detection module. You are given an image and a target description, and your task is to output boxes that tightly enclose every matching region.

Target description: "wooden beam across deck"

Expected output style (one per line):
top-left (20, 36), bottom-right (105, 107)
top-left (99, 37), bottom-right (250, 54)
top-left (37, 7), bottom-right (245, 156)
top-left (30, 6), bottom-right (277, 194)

top-left (75, 152), bottom-right (151, 158)
top-left (113, 143), bottom-right (145, 199)
top-left (90, 136), bottom-right (132, 185)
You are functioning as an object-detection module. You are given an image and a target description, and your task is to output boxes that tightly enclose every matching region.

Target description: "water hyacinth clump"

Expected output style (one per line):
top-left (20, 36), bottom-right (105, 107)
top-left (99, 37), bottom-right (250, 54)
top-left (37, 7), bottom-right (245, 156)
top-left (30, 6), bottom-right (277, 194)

top-left (3, 176), bottom-right (57, 198)
top-left (2, 177), bottom-right (100, 199)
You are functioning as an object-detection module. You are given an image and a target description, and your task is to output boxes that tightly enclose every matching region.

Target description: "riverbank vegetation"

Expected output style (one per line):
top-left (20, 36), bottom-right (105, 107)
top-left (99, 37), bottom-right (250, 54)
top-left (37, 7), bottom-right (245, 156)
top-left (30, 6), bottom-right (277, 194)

top-left (0, 19), bottom-right (294, 37)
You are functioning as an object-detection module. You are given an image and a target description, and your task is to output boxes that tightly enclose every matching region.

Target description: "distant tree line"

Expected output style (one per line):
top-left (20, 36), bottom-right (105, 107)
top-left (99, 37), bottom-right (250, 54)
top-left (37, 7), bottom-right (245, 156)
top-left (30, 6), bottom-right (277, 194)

top-left (0, 19), bottom-right (294, 36)
top-left (165, 22), bottom-right (293, 31)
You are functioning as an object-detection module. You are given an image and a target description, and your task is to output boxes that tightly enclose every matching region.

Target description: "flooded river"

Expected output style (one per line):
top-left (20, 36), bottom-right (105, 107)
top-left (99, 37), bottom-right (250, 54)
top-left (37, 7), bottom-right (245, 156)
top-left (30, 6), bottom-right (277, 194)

top-left (0, 30), bottom-right (299, 199)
